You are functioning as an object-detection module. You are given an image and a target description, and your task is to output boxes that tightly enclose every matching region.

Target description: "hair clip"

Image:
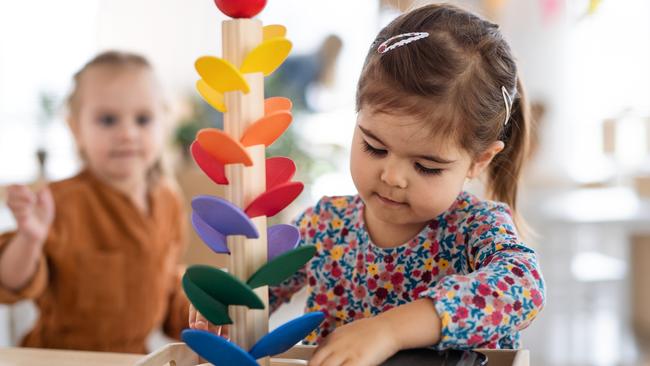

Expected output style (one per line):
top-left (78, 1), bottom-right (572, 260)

top-left (377, 32), bottom-right (429, 54)
top-left (501, 86), bottom-right (513, 126)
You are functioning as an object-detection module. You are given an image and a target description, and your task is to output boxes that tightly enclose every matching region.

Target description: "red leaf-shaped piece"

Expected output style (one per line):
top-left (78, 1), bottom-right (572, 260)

top-left (245, 181), bottom-right (304, 218)
top-left (191, 141), bottom-right (228, 185)
top-left (266, 157), bottom-right (295, 190)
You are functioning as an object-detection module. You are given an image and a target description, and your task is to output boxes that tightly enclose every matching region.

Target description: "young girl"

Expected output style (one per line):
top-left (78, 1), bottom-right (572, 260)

top-left (267, 4), bottom-right (545, 366)
top-left (0, 51), bottom-right (190, 353)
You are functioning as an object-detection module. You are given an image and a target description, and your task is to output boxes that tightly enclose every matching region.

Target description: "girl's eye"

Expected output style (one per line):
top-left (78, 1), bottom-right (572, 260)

top-left (414, 163), bottom-right (443, 176)
top-left (362, 140), bottom-right (387, 157)
top-left (99, 114), bottom-right (117, 127)
top-left (137, 114), bottom-right (151, 126)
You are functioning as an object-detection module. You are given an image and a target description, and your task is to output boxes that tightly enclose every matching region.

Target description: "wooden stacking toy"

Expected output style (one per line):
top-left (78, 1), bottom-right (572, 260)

top-left (137, 1), bottom-right (324, 365)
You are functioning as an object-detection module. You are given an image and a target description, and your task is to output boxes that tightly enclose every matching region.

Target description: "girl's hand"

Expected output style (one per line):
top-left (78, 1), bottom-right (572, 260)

top-left (308, 316), bottom-right (400, 366)
top-left (188, 304), bottom-right (228, 338)
top-left (6, 185), bottom-right (54, 245)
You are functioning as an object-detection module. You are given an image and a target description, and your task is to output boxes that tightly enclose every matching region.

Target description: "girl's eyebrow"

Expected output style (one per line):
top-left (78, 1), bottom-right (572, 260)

top-left (358, 125), bottom-right (455, 164)
top-left (415, 153), bottom-right (455, 165)
top-left (358, 125), bottom-right (386, 146)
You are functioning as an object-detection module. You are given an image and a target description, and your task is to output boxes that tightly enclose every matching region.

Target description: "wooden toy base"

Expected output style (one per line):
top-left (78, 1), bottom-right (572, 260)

top-left (135, 343), bottom-right (530, 366)
top-left (135, 343), bottom-right (315, 366)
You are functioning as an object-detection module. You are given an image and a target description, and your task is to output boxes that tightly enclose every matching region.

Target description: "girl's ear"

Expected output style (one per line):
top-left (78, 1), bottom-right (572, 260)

top-left (467, 141), bottom-right (505, 179)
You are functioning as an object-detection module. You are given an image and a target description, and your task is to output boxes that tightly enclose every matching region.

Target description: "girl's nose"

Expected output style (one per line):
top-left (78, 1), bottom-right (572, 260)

top-left (117, 120), bottom-right (139, 141)
top-left (380, 159), bottom-right (408, 189)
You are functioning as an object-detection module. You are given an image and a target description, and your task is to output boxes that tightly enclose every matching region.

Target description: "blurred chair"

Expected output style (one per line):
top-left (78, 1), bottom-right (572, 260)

top-left (605, 114), bottom-right (650, 344)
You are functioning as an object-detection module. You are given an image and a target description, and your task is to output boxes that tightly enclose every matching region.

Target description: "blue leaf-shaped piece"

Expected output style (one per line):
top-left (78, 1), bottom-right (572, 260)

top-left (249, 312), bottom-right (325, 359)
top-left (182, 329), bottom-right (259, 366)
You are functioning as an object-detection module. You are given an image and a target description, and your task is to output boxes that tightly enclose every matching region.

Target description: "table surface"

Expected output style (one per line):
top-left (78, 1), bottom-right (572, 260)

top-left (0, 347), bottom-right (144, 366)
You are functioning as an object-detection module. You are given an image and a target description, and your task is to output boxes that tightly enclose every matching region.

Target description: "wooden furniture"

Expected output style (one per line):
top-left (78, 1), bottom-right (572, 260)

top-left (137, 343), bottom-right (530, 366)
top-left (0, 345), bottom-right (531, 366)
top-left (0, 347), bottom-right (142, 366)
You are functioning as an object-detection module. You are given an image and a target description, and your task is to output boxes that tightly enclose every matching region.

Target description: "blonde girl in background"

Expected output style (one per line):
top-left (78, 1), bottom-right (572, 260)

top-left (0, 51), bottom-right (190, 353)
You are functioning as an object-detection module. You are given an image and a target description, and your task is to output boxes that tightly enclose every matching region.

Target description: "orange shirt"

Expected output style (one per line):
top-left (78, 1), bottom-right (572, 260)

top-left (0, 170), bottom-right (189, 353)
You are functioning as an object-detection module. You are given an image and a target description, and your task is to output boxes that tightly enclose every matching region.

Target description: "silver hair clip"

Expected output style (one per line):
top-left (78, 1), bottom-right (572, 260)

top-left (377, 32), bottom-right (430, 54)
top-left (501, 86), bottom-right (513, 126)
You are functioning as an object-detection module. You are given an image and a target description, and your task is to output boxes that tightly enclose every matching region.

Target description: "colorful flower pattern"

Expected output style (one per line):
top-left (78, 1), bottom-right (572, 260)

top-left (269, 192), bottom-right (545, 349)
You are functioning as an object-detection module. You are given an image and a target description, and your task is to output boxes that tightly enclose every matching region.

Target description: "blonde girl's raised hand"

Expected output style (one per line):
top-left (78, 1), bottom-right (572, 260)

top-left (6, 185), bottom-right (55, 245)
top-left (0, 185), bottom-right (54, 291)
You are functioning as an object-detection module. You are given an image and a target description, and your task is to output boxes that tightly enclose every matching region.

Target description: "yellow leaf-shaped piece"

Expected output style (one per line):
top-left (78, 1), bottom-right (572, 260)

top-left (196, 80), bottom-right (226, 113)
top-left (195, 56), bottom-right (250, 94)
top-left (240, 111), bottom-right (292, 147)
top-left (240, 37), bottom-right (292, 76)
top-left (197, 128), bottom-right (253, 167)
top-left (263, 24), bottom-right (286, 41)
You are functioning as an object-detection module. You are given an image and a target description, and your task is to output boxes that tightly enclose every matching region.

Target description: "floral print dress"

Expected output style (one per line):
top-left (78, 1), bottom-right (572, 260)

top-left (269, 192), bottom-right (545, 349)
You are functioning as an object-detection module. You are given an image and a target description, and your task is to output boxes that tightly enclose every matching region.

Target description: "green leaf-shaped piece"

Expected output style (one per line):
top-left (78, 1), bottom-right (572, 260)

top-left (185, 265), bottom-right (264, 310)
top-left (246, 245), bottom-right (316, 289)
top-left (182, 273), bottom-right (231, 325)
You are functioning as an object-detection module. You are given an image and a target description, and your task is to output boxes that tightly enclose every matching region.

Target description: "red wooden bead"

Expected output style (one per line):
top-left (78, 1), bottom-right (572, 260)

top-left (214, 0), bottom-right (267, 18)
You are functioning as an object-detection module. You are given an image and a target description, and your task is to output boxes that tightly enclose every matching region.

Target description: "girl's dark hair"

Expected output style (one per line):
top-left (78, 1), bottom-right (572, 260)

top-left (357, 4), bottom-right (530, 219)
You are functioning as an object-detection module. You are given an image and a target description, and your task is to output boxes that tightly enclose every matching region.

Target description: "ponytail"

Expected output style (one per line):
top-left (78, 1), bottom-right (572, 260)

top-left (487, 77), bottom-right (531, 229)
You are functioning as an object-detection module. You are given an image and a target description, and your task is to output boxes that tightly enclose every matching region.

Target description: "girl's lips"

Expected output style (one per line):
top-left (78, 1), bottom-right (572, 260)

top-left (110, 151), bottom-right (141, 158)
top-left (375, 193), bottom-right (406, 207)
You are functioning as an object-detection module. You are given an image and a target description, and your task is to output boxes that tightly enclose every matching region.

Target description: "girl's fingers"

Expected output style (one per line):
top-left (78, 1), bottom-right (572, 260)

top-left (208, 323), bottom-right (222, 335)
top-left (188, 304), bottom-right (196, 328)
top-left (7, 187), bottom-right (36, 210)
top-left (309, 344), bottom-right (333, 366)
top-left (37, 186), bottom-right (54, 212)
top-left (13, 213), bottom-right (31, 226)
top-left (7, 185), bottom-right (34, 200)
top-left (194, 310), bottom-right (208, 331)
top-left (220, 325), bottom-right (229, 338)
top-left (9, 204), bottom-right (31, 216)
top-left (7, 195), bottom-right (34, 210)
top-left (188, 304), bottom-right (225, 336)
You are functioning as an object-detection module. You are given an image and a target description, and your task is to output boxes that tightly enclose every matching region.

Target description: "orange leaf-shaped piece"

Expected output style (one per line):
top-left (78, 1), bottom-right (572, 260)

top-left (264, 97), bottom-right (292, 115)
top-left (197, 128), bottom-right (253, 166)
top-left (240, 111), bottom-right (292, 147)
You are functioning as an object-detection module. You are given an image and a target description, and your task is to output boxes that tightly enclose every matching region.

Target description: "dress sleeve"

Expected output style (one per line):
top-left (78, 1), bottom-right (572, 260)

top-left (162, 188), bottom-right (191, 340)
top-left (421, 202), bottom-right (546, 349)
top-left (162, 266), bottom-right (190, 340)
top-left (0, 231), bottom-right (49, 304)
top-left (268, 198), bottom-right (324, 313)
